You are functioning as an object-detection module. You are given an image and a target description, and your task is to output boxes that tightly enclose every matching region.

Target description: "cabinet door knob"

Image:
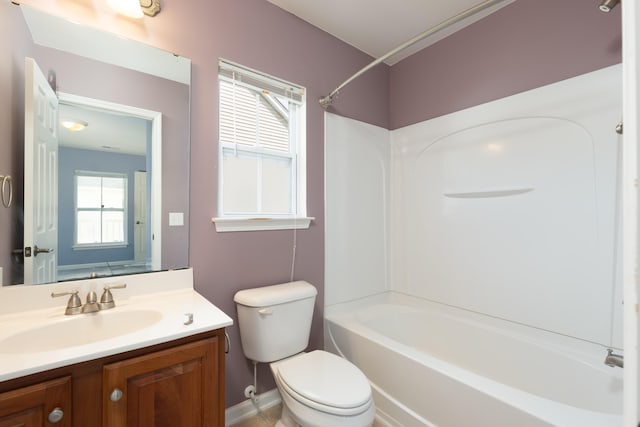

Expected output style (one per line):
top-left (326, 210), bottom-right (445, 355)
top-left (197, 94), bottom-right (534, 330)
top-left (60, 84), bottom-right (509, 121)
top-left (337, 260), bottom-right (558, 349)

top-left (48, 407), bottom-right (64, 423)
top-left (110, 388), bottom-right (123, 402)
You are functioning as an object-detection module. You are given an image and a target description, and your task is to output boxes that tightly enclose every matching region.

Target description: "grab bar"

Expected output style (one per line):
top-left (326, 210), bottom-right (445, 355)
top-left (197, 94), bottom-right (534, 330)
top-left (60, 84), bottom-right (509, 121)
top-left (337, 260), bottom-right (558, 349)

top-left (604, 349), bottom-right (623, 369)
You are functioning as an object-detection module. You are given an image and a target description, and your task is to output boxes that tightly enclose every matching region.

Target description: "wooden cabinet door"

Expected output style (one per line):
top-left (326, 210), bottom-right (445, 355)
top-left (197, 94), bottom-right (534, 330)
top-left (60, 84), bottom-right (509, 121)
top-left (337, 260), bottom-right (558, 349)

top-left (103, 337), bottom-right (220, 427)
top-left (0, 376), bottom-right (71, 427)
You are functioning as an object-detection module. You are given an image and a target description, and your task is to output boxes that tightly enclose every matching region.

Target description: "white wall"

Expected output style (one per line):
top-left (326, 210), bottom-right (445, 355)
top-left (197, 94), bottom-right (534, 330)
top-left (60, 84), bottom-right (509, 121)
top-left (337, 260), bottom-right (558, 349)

top-left (325, 65), bottom-right (623, 348)
top-left (324, 113), bottom-right (390, 306)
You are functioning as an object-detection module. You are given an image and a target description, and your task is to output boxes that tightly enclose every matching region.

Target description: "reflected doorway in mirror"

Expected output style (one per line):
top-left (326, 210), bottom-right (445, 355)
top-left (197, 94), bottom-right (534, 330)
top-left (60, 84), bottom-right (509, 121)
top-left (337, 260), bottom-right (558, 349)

top-left (55, 93), bottom-right (162, 284)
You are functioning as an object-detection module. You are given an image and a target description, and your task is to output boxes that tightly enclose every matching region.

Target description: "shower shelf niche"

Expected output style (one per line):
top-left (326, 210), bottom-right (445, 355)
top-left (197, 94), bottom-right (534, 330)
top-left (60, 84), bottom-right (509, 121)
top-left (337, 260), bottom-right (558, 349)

top-left (443, 188), bottom-right (534, 198)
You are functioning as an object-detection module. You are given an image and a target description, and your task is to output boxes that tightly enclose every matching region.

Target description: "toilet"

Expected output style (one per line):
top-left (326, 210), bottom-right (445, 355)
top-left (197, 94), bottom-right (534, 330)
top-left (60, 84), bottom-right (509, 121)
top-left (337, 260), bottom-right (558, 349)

top-left (234, 281), bottom-right (375, 427)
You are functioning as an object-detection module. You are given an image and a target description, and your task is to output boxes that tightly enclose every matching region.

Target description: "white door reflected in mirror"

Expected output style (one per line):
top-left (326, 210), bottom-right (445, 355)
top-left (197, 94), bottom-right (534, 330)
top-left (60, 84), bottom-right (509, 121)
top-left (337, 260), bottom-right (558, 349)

top-left (24, 57), bottom-right (58, 285)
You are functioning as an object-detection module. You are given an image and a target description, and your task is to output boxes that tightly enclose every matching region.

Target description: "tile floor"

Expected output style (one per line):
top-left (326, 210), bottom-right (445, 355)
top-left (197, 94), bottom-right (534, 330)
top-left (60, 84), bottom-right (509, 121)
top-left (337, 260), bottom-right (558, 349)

top-left (228, 404), bottom-right (385, 427)
top-left (228, 404), bottom-right (282, 427)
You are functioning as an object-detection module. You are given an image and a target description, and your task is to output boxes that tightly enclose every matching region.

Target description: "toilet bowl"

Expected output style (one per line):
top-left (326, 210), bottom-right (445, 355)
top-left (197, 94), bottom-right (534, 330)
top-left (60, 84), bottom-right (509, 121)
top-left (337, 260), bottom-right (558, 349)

top-left (234, 281), bottom-right (376, 427)
top-left (271, 351), bottom-right (375, 427)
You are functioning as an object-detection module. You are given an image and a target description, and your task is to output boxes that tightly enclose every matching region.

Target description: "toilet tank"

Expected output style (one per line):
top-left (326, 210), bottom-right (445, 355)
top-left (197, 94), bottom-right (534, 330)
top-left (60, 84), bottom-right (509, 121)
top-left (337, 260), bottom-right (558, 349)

top-left (234, 281), bottom-right (318, 363)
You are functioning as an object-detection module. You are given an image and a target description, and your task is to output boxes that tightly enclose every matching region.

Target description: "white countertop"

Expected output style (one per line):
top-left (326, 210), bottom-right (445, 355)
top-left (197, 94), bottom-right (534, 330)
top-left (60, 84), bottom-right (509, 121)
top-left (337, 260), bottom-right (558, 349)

top-left (0, 268), bottom-right (233, 382)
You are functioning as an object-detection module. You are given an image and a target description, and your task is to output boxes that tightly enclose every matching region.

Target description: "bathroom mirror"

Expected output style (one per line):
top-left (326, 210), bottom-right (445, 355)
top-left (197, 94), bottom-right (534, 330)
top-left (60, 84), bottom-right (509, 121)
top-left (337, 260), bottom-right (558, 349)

top-left (0, 4), bottom-right (191, 285)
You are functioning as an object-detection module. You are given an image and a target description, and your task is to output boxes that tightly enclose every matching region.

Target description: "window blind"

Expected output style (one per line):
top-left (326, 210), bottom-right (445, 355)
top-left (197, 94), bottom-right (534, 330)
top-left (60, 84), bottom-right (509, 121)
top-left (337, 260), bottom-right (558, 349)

top-left (218, 59), bottom-right (304, 103)
top-left (219, 80), bottom-right (290, 152)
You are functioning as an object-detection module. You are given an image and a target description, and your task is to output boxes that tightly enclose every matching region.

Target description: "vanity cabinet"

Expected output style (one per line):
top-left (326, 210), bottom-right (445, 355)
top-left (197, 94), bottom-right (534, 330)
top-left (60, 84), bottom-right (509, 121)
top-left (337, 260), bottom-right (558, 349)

top-left (0, 329), bottom-right (225, 427)
top-left (0, 376), bottom-right (71, 427)
top-left (103, 338), bottom-right (219, 426)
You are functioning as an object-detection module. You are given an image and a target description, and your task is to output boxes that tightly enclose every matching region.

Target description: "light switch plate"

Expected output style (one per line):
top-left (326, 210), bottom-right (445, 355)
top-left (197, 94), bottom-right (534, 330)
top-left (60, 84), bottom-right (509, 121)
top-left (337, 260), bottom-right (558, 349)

top-left (169, 212), bottom-right (184, 226)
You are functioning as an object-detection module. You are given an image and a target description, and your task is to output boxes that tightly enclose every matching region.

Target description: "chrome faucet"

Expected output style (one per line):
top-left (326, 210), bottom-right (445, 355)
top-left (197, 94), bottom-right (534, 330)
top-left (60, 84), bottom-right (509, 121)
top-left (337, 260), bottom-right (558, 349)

top-left (604, 349), bottom-right (624, 369)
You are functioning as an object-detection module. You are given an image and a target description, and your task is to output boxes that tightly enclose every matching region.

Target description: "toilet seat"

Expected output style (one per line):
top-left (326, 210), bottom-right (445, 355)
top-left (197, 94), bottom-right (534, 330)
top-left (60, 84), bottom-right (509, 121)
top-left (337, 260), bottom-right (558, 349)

top-left (276, 351), bottom-right (372, 416)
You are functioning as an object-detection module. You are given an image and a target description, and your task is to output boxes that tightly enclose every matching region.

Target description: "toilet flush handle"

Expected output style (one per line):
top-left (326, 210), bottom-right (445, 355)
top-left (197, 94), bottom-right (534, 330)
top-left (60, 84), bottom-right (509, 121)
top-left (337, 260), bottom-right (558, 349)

top-left (258, 308), bottom-right (273, 316)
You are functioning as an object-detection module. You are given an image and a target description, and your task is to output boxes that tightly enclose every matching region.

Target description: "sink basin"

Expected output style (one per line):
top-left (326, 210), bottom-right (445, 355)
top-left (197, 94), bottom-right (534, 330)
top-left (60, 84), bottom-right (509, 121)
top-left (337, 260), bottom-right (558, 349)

top-left (0, 309), bottom-right (163, 353)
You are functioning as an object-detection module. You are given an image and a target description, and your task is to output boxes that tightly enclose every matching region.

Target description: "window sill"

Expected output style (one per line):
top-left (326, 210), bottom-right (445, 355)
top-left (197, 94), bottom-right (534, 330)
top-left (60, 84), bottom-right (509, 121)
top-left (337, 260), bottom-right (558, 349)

top-left (211, 217), bottom-right (314, 232)
top-left (72, 243), bottom-right (128, 250)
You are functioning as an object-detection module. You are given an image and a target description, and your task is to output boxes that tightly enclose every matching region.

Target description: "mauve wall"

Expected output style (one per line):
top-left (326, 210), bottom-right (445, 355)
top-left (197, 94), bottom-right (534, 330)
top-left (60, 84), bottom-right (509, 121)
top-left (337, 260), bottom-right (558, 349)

top-left (185, 2), bottom-right (387, 407)
top-left (16, 0), bottom-right (389, 408)
top-left (390, 0), bottom-right (622, 129)
top-left (183, 1), bottom-right (387, 408)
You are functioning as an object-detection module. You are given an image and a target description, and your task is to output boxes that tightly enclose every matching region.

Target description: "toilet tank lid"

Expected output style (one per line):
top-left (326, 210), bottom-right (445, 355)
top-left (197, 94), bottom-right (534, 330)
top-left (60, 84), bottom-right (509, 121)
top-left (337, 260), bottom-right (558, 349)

top-left (234, 281), bottom-right (317, 307)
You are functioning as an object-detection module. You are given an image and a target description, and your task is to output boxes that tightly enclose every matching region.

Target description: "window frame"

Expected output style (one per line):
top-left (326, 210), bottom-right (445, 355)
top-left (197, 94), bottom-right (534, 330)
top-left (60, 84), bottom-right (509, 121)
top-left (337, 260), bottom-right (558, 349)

top-left (73, 170), bottom-right (129, 249)
top-left (213, 59), bottom-right (313, 232)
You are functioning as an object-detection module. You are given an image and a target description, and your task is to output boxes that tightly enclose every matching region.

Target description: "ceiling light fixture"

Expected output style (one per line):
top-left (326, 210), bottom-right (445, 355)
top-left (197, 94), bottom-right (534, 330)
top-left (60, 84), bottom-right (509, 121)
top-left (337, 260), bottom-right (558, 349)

top-left (139, 0), bottom-right (161, 17)
top-left (107, 0), bottom-right (160, 18)
top-left (61, 119), bottom-right (89, 132)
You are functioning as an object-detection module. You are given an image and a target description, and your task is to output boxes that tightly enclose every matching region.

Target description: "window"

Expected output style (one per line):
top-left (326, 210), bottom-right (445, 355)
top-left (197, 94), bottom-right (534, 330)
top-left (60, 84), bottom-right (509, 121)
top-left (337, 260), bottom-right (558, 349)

top-left (214, 59), bottom-right (312, 232)
top-left (74, 171), bottom-right (128, 247)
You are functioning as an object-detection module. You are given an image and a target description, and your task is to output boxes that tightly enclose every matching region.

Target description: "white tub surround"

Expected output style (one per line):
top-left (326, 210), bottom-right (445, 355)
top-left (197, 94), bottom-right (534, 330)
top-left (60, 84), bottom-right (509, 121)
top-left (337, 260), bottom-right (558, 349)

top-left (391, 64), bottom-right (622, 347)
top-left (324, 113), bottom-right (391, 306)
top-left (0, 268), bottom-right (233, 381)
top-left (326, 64), bottom-right (622, 346)
top-left (325, 64), bottom-right (623, 426)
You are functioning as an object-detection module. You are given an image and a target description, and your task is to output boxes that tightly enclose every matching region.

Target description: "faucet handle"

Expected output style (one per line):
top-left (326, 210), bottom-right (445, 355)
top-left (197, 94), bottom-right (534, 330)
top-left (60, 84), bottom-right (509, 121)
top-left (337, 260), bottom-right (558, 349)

top-left (104, 283), bottom-right (127, 291)
top-left (99, 283), bottom-right (127, 310)
top-left (51, 290), bottom-right (82, 315)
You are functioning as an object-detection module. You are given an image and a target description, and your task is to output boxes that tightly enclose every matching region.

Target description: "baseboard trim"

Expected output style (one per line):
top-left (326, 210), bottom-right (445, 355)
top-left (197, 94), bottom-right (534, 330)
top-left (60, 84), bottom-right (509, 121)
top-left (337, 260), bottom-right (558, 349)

top-left (225, 388), bottom-right (282, 426)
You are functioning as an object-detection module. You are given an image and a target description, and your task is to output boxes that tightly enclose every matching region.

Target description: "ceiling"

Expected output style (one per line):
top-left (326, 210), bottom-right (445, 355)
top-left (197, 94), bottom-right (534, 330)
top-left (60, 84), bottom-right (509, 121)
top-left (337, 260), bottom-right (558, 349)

top-left (59, 104), bottom-right (148, 156)
top-left (50, 1), bottom-right (517, 156)
top-left (266, 0), bottom-right (516, 65)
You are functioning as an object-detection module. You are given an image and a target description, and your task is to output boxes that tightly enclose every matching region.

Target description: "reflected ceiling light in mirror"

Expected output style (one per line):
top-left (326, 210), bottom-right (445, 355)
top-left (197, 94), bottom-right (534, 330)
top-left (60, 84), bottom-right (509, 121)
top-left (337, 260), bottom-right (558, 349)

top-left (107, 0), bottom-right (161, 18)
top-left (61, 119), bottom-right (88, 132)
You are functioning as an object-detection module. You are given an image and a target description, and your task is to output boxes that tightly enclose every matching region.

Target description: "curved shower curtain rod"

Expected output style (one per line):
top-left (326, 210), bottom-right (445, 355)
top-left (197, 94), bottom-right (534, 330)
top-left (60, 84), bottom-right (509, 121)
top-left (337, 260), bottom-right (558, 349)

top-left (319, 0), bottom-right (511, 109)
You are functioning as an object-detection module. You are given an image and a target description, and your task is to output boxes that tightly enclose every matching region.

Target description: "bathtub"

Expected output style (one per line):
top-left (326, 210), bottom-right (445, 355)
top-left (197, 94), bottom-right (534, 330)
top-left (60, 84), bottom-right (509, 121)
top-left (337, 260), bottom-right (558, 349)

top-left (324, 292), bottom-right (623, 427)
